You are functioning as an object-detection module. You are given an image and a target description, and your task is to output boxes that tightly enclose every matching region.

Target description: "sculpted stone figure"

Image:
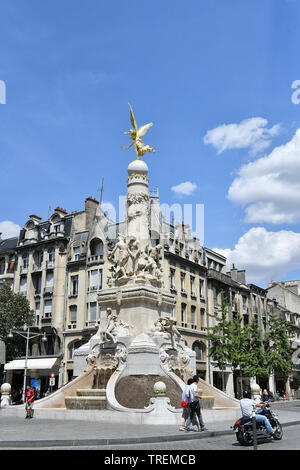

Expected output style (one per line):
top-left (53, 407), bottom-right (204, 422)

top-left (108, 235), bottom-right (130, 280)
top-left (164, 318), bottom-right (182, 349)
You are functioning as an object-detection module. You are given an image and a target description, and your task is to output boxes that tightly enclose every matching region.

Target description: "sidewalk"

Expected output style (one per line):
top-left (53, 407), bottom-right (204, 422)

top-left (0, 401), bottom-right (299, 448)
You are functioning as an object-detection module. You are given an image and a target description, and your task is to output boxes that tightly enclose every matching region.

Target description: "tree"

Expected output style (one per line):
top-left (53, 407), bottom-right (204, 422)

top-left (0, 283), bottom-right (33, 361)
top-left (265, 312), bottom-right (293, 378)
top-left (227, 313), bottom-right (250, 396)
top-left (243, 318), bottom-right (268, 380)
top-left (206, 291), bottom-right (231, 392)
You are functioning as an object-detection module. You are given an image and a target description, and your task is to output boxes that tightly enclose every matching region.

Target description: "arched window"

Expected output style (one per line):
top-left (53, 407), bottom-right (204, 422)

top-left (68, 339), bottom-right (87, 360)
top-left (192, 341), bottom-right (206, 361)
top-left (90, 238), bottom-right (104, 256)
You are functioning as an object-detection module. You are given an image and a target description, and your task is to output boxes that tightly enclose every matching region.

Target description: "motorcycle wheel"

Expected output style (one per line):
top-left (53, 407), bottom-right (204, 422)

top-left (272, 422), bottom-right (283, 440)
top-left (236, 430), bottom-right (253, 446)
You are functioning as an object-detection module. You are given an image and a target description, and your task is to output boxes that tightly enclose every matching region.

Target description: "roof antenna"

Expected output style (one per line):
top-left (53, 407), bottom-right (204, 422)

top-left (97, 178), bottom-right (104, 207)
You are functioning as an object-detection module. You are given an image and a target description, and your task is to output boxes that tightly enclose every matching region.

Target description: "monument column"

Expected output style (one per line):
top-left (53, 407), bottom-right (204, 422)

top-left (126, 159), bottom-right (150, 246)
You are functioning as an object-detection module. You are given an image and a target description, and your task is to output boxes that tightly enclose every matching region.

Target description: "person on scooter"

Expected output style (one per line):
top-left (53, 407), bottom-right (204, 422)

top-left (240, 389), bottom-right (275, 436)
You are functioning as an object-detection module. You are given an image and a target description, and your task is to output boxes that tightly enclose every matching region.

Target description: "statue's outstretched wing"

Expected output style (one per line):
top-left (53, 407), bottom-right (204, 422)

top-left (128, 103), bottom-right (138, 131)
top-left (137, 122), bottom-right (153, 138)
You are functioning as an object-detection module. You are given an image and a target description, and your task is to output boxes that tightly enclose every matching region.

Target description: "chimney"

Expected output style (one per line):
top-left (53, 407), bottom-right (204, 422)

top-left (29, 214), bottom-right (42, 223)
top-left (54, 207), bottom-right (68, 216)
top-left (85, 196), bottom-right (99, 229)
top-left (230, 264), bottom-right (238, 281)
top-left (237, 270), bottom-right (246, 285)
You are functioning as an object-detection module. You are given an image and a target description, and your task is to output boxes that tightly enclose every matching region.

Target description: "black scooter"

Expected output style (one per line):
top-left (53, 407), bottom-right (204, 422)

top-left (232, 400), bottom-right (283, 446)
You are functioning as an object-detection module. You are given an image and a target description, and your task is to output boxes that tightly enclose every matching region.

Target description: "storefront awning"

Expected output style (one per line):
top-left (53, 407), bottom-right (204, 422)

top-left (4, 357), bottom-right (60, 370)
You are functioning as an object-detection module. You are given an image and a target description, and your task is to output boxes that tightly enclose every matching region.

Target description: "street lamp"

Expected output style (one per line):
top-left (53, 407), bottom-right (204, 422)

top-left (7, 326), bottom-right (47, 404)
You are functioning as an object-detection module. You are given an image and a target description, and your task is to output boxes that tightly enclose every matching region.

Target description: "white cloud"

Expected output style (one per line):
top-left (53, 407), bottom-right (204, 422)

top-left (203, 117), bottom-right (280, 155)
top-left (228, 128), bottom-right (300, 224)
top-left (0, 220), bottom-right (21, 239)
top-left (171, 181), bottom-right (197, 196)
top-left (213, 227), bottom-right (300, 284)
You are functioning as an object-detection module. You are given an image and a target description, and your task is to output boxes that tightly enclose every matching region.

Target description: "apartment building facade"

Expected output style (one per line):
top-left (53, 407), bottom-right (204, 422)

top-left (3, 193), bottom-right (299, 398)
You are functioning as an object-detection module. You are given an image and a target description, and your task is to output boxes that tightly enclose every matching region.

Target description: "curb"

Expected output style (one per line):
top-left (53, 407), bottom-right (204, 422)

top-left (0, 420), bottom-right (300, 448)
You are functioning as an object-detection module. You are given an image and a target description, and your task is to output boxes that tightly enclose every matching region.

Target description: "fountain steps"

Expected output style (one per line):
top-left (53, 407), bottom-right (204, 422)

top-left (65, 389), bottom-right (107, 410)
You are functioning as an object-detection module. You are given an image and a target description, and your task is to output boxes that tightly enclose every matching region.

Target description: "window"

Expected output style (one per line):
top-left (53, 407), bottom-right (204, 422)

top-left (20, 275), bottom-right (27, 294)
top-left (181, 303), bottom-right (187, 327)
top-left (48, 248), bottom-right (55, 267)
top-left (73, 246), bottom-right (80, 261)
top-left (33, 274), bottom-right (42, 294)
top-left (71, 275), bottom-right (78, 296)
top-left (68, 339), bottom-right (87, 360)
top-left (193, 341), bottom-right (206, 361)
top-left (190, 276), bottom-right (195, 296)
top-left (69, 305), bottom-right (77, 325)
top-left (89, 269), bottom-right (102, 291)
top-left (180, 272), bottom-right (185, 292)
top-left (44, 300), bottom-right (52, 318)
top-left (199, 279), bottom-right (204, 298)
top-left (46, 271), bottom-right (53, 287)
top-left (170, 269), bottom-right (175, 289)
top-left (191, 305), bottom-right (197, 327)
top-left (22, 253), bottom-right (29, 269)
top-left (37, 251), bottom-right (43, 267)
top-left (200, 308), bottom-right (205, 330)
top-left (89, 302), bottom-right (97, 322)
top-left (90, 239), bottom-right (104, 256)
top-left (213, 287), bottom-right (218, 307)
top-left (170, 305), bottom-right (175, 318)
top-left (54, 224), bottom-right (61, 234)
top-left (35, 302), bottom-right (40, 326)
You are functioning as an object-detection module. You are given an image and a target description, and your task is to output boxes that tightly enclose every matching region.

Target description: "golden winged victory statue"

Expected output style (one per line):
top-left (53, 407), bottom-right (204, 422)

top-left (122, 103), bottom-right (155, 160)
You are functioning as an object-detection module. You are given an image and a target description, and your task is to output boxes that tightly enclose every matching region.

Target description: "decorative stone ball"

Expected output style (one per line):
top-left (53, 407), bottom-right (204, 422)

top-left (128, 159), bottom-right (148, 177)
top-left (153, 381), bottom-right (166, 395)
top-left (1, 383), bottom-right (11, 394)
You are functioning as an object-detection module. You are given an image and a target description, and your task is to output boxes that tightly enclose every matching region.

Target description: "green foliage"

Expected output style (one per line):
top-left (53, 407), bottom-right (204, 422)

top-left (227, 313), bottom-right (250, 372)
top-left (206, 292), bottom-right (231, 371)
top-left (265, 312), bottom-right (293, 376)
top-left (243, 318), bottom-right (268, 378)
top-left (0, 283), bottom-right (34, 361)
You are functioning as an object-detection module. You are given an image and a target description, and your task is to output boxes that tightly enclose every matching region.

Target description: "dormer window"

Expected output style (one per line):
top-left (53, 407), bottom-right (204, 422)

top-left (54, 224), bottom-right (61, 234)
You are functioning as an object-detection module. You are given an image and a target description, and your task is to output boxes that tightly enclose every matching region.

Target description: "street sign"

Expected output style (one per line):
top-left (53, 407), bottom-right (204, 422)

top-left (49, 377), bottom-right (55, 386)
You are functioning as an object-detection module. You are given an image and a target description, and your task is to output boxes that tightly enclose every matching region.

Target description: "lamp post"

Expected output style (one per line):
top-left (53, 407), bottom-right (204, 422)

top-left (7, 327), bottom-right (47, 404)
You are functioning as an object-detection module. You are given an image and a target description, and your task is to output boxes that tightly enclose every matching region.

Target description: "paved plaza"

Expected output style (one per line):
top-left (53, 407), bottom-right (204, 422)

top-left (0, 401), bottom-right (299, 449)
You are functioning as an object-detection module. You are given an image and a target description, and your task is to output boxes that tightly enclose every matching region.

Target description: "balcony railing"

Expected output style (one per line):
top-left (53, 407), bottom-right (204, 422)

top-left (87, 255), bottom-right (104, 264)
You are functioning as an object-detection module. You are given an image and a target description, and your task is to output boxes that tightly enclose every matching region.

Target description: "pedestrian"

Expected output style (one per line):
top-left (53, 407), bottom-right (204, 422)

top-left (186, 375), bottom-right (208, 432)
top-left (25, 385), bottom-right (34, 419)
top-left (262, 389), bottom-right (269, 402)
top-left (179, 378), bottom-right (193, 431)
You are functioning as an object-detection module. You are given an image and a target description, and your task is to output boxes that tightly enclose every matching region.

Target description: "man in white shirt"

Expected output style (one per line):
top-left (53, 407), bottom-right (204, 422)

top-left (240, 390), bottom-right (274, 435)
top-left (186, 375), bottom-right (207, 432)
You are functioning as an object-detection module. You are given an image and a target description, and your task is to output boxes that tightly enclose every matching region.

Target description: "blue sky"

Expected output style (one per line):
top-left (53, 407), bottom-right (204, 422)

top-left (1, 0), bottom-right (300, 286)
